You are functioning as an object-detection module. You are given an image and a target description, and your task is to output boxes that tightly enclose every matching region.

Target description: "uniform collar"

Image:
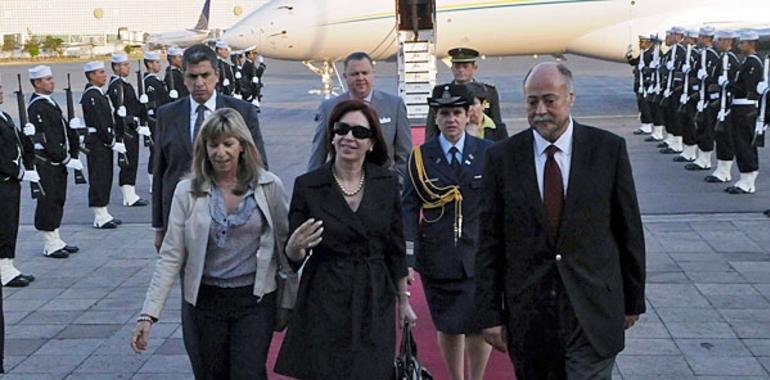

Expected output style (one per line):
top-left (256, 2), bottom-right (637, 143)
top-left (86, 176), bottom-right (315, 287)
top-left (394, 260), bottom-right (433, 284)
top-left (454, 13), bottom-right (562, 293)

top-left (438, 131), bottom-right (467, 157)
top-left (533, 117), bottom-right (574, 157)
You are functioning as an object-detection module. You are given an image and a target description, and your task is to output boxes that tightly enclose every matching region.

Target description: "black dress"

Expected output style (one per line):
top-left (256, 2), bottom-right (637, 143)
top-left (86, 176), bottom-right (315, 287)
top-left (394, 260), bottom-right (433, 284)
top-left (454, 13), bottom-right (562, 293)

top-left (275, 162), bottom-right (408, 379)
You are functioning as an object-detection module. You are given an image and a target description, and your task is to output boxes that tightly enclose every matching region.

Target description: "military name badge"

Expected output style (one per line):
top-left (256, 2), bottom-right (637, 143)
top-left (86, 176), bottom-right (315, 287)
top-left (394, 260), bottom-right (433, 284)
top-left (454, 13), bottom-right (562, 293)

top-left (380, 117), bottom-right (391, 124)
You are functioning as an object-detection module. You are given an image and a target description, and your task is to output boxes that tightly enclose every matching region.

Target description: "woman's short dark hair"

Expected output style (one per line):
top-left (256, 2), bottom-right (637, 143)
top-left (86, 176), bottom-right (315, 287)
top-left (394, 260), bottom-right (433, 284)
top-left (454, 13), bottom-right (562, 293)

top-left (325, 99), bottom-right (390, 167)
top-left (464, 82), bottom-right (489, 102)
top-left (182, 44), bottom-right (218, 71)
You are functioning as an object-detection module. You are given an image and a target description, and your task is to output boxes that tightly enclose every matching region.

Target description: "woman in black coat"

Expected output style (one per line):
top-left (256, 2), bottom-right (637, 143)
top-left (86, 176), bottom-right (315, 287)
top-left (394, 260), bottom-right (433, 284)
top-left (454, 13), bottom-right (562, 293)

top-left (275, 99), bottom-right (417, 379)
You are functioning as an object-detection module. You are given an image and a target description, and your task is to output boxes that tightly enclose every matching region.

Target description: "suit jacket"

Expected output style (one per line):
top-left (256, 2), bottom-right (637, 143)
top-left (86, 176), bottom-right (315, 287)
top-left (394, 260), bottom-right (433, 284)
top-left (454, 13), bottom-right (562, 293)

top-left (142, 171), bottom-right (290, 319)
top-left (306, 90), bottom-right (411, 178)
top-left (402, 134), bottom-right (492, 279)
top-left (475, 122), bottom-right (646, 358)
top-left (425, 81), bottom-right (506, 141)
top-left (151, 93), bottom-right (267, 229)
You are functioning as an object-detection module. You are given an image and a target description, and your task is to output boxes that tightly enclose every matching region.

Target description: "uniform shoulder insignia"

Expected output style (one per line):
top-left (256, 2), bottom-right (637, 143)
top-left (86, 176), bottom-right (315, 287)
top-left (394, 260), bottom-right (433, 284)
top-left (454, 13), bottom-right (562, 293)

top-left (483, 82), bottom-right (496, 88)
top-left (90, 98), bottom-right (96, 105)
top-left (37, 114), bottom-right (43, 122)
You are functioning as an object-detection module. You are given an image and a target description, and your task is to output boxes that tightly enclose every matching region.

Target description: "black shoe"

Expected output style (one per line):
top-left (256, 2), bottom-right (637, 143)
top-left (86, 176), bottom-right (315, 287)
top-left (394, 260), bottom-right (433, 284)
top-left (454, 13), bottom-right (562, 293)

top-left (645, 136), bottom-right (663, 142)
top-left (657, 142), bottom-right (669, 148)
top-left (659, 147), bottom-right (682, 154)
top-left (128, 199), bottom-right (149, 207)
top-left (94, 220), bottom-right (119, 229)
top-left (725, 186), bottom-right (754, 194)
top-left (5, 275), bottom-right (30, 287)
top-left (112, 218), bottom-right (123, 225)
top-left (63, 245), bottom-right (79, 253)
top-left (45, 249), bottom-right (69, 259)
top-left (673, 156), bottom-right (695, 162)
top-left (633, 129), bottom-right (652, 135)
top-left (20, 273), bottom-right (35, 282)
top-left (704, 175), bottom-right (729, 183)
top-left (685, 163), bottom-right (710, 171)
top-left (764, 209), bottom-right (770, 217)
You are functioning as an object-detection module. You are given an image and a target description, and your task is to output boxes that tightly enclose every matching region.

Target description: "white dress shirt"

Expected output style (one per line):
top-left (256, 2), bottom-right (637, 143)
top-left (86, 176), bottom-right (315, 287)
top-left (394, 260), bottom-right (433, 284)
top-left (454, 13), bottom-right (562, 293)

top-left (533, 118), bottom-right (574, 201)
top-left (189, 91), bottom-right (217, 142)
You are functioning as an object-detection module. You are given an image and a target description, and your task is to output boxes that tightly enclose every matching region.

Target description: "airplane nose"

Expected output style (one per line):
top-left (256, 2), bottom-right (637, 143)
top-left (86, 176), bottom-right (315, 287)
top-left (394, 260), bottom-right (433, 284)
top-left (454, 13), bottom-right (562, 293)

top-left (223, 22), bottom-right (258, 51)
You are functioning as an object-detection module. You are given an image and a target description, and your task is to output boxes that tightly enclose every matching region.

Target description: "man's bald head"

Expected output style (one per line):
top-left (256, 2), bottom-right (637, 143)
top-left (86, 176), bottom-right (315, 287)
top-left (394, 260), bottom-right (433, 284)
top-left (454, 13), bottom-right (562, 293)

top-left (524, 62), bottom-right (575, 142)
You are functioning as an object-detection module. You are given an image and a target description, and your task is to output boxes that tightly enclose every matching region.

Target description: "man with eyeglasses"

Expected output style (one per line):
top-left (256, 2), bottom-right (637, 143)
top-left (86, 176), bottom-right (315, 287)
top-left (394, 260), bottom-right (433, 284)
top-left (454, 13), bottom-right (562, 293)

top-left (307, 51), bottom-right (412, 179)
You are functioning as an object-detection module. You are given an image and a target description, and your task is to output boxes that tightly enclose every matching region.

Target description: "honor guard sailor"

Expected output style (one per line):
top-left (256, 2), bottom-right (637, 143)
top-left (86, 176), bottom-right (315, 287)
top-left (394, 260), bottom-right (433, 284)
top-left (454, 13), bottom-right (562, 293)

top-left (164, 47), bottom-right (188, 99)
top-left (658, 26), bottom-right (687, 154)
top-left (0, 76), bottom-right (37, 285)
top-left (685, 26), bottom-right (721, 171)
top-left (673, 29), bottom-right (702, 163)
top-left (108, 53), bottom-right (149, 207)
top-left (627, 34), bottom-right (655, 135)
top-left (142, 51), bottom-right (171, 188)
top-left (27, 65), bottom-right (81, 258)
top-left (81, 61), bottom-right (124, 229)
top-left (240, 47), bottom-right (267, 108)
top-left (215, 40), bottom-right (235, 95)
top-left (425, 47), bottom-right (506, 141)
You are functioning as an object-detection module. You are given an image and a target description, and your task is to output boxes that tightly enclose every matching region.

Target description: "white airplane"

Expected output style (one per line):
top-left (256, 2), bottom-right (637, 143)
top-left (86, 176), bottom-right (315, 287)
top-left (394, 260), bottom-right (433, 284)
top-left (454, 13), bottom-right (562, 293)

top-left (145, 0), bottom-right (212, 49)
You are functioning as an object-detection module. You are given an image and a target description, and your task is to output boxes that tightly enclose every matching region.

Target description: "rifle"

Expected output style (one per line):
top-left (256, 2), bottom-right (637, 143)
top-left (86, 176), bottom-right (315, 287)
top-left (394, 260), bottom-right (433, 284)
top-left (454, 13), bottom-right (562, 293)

top-left (136, 61), bottom-right (152, 147)
top-left (167, 66), bottom-right (179, 100)
top-left (753, 54), bottom-right (769, 147)
top-left (15, 74), bottom-right (46, 199)
top-left (659, 43), bottom-right (678, 107)
top-left (677, 43), bottom-right (694, 114)
top-left (646, 42), bottom-right (661, 102)
top-left (714, 53), bottom-right (730, 133)
top-left (113, 77), bottom-right (131, 168)
top-left (64, 74), bottom-right (88, 184)
top-left (696, 47), bottom-right (709, 114)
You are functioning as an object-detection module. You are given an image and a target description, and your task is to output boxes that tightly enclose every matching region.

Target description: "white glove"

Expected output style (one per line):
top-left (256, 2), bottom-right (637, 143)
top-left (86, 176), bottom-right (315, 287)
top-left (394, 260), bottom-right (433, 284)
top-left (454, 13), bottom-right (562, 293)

top-left (148, 109), bottom-right (155, 116)
top-left (23, 123), bottom-right (36, 136)
top-left (650, 61), bottom-right (659, 70)
top-left (666, 61), bottom-right (674, 71)
top-left (251, 98), bottom-right (260, 107)
top-left (139, 94), bottom-right (149, 104)
top-left (258, 55), bottom-right (264, 64)
top-left (117, 105), bottom-right (127, 118)
top-left (757, 120), bottom-right (767, 135)
top-left (718, 75), bottom-right (728, 87)
top-left (22, 169), bottom-right (40, 183)
top-left (625, 45), bottom-right (633, 59)
top-left (680, 94), bottom-right (688, 104)
top-left (757, 81), bottom-right (768, 95)
top-left (169, 90), bottom-right (179, 99)
top-left (697, 69), bottom-right (707, 80)
top-left (682, 64), bottom-right (691, 74)
top-left (68, 117), bottom-right (84, 130)
top-left (663, 89), bottom-right (672, 98)
top-left (65, 158), bottom-right (84, 171)
top-left (79, 135), bottom-right (85, 145)
top-left (697, 101), bottom-right (706, 112)
top-left (112, 142), bottom-right (126, 154)
top-left (223, 78), bottom-right (231, 87)
top-left (233, 94), bottom-right (243, 100)
top-left (137, 126), bottom-right (151, 137)
top-left (252, 76), bottom-right (260, 84)
top-left (235, 71), bottom-right (242, 79)
top-left (717, 109), bottom-right (727, 121)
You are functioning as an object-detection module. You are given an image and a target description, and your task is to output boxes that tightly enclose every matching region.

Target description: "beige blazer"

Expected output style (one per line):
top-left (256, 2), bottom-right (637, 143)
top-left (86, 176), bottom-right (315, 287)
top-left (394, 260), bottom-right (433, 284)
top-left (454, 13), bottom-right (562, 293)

top-left (141, 170), bottom-right (290, 320)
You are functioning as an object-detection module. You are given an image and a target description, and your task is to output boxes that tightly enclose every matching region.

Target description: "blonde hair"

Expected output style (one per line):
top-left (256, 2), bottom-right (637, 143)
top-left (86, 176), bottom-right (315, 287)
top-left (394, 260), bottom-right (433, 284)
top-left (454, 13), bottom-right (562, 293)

top-left (191, 108), bottom-right (264, 196)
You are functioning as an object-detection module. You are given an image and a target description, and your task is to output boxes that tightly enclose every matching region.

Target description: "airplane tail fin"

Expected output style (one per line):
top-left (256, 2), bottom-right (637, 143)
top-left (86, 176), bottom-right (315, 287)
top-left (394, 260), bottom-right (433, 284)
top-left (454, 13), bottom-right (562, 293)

top-left (192, 0), bottom-right (211, 31)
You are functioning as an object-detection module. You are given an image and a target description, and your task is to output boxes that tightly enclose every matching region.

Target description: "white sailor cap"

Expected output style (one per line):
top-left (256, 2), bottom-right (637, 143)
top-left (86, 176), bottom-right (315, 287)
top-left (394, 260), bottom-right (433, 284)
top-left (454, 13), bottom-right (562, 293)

top-left (668, 26), bottom-right (685, 35)
top-left (167, 47), bottom-right (184, 56)
top-left (28, 65), bottom-right (53, 80)
top-left (215, 40), bottom-right (229, 49)
top-left (699, 26), bottom-right (716, 37)
top-left (244, 45), bottom-right (258, 53)
top-left (111, 52), bottom-right (129, 63)
top-left (83, 61), bottom-right (105, 73)
top-left (739, 30), bottom-right (759, 42)
top-left (144, 51), bottom-right (160, 61)
top-left (715, 30), bottom-right (737, 39)
top-left (686, 29), bottom-right (699, 38)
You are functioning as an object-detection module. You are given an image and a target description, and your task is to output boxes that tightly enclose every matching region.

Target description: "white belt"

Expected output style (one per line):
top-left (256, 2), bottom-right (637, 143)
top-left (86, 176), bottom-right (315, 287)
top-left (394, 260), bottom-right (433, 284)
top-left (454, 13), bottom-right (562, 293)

top-left (732, 99), bottom-right (757, 106)
top-left (88, 127), bottom-right (97, 133)
top-left (34, 143), bottom-right (44, 150)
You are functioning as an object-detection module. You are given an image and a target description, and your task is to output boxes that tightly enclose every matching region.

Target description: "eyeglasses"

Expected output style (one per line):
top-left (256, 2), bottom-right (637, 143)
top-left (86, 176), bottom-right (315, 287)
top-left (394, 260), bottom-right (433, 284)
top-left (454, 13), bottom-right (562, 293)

top-left (333, 122), bottom-right (374, 139)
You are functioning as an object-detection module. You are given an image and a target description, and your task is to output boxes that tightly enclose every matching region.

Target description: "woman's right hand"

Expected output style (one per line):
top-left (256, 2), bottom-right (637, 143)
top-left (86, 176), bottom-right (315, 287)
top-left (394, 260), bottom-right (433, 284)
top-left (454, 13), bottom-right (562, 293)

top-left (130, 321), bottom-right (152, 353)
top-left (286, 218), bottom-right (324, 261)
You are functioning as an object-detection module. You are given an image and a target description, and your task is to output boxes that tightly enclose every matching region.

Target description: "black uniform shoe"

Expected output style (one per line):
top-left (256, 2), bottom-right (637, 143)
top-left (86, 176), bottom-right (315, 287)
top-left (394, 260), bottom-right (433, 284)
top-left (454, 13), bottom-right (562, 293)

top-left (633, 129), bottom-right (652, 135)
top-left (94, 220), bottom-right (119, 229)
top-left (659, 147), bottom-right (681, 154)
top-left (763, 209), bottom-right (770, 217)
top-left (5, 275), bottom-right (30, 287)
top-left (685, 163), bottom-right (710, 171)
top-left (63, 245), bottom-right (79, 253)
top-left (673, 156), bottom-right (695, 162)
top-left (704, 175), bottom-right (729, 183)
top-left (657, 142), bottom-right (669, 148)
top-left (128, 199), bottom-right (149, 207)
top-left (725, 186), bottom-right (754, 194)
top-left (112, 218), bottom-right (123, 225)
top-left (645, 136), bottom-right (663, 142)
top-left (45, 249), bottom-right (69, 259)
top-left (20, 273), bottom-right (35, 282)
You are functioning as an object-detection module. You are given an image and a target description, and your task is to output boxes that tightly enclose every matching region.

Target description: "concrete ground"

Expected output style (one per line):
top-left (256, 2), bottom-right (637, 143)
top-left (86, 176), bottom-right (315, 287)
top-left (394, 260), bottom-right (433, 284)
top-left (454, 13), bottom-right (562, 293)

top-left (0, 55), bottom-right (768, 379)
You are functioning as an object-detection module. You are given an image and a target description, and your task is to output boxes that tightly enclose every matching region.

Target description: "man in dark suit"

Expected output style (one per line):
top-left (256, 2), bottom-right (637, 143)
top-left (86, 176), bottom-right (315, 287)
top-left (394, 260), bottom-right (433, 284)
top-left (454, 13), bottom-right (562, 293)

top-left (475, 62), bottom-right (646, 379)
top-left (307, 52), bottom-right (411, 178)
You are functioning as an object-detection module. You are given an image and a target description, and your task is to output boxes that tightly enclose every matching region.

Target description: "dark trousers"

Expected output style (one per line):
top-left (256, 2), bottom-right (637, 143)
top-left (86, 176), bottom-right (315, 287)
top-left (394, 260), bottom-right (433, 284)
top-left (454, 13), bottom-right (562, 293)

top-left (509, 273), bottom-right (615, 380)
top-left (649, 100), bottom-right (665, 126)
top-left (637, 95), bottom-right (652, 124)
top-left (715, 112), bottom-right (735, 161)
top-left (663, 103), bottom-right (681, 136)
top-left (0, 181), bottom-right (20, 259)
top-left (86, 143), bottom-right (113, 207)
top-left (696, 106), bottom-right (717, 152)
top-left (183, 285), bottom-right (276, 380)
top-left (0, 281), bottom-right (4, 373)
top-left (147, 121), bottom-right (156, 175)
top-left (119, 131), bottom-right (139, 187)
top-left (34, 162), bottom-right (67, 231)
top-left (680, 106), bottom-right (698, 146)
top-left (731, 105), bottom-right (760, 172)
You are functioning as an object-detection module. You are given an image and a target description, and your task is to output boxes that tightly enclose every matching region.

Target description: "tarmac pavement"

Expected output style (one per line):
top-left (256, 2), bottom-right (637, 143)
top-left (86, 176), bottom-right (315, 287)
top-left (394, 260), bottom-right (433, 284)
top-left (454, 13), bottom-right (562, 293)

top-left (0, 55), bottom-right (769, 379)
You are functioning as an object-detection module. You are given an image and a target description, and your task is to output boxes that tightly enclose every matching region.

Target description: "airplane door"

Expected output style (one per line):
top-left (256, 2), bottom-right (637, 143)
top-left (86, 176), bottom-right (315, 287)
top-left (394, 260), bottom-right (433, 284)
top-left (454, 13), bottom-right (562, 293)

top-left (397, 0), bottom-right (435, 32)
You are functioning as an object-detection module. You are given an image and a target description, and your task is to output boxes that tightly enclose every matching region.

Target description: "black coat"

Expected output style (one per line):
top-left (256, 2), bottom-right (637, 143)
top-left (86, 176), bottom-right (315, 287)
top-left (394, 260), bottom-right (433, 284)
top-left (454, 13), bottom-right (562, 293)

top-left (474, 122), bottom-right (646, 358)
top-left (81, 85), bottom-right (114, 148)
top-left (0, 112), bottom-right (35, 259)
top-left (275, 162), bottom-right (408, 380)
top-left (163, 66), bottom-right (189, 98)
top-left (402, 134), bottom-right (492, 279)
top-left (108, 76), bottom-right (142, 133)
top-left (27, 94), bottom-right (79, 164)
top-left (151, 93), bottom-right (266, 229)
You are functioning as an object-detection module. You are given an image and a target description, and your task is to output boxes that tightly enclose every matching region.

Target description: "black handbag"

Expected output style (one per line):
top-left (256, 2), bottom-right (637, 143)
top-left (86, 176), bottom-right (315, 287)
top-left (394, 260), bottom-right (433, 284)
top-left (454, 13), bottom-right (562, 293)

top-left (393, 324), bottom-right (433, 380)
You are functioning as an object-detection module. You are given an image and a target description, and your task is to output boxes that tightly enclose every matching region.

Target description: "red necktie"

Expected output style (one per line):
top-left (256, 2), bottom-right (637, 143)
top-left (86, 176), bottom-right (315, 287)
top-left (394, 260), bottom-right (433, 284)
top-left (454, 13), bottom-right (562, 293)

top-left (543, 145), bottom-right (564, 240)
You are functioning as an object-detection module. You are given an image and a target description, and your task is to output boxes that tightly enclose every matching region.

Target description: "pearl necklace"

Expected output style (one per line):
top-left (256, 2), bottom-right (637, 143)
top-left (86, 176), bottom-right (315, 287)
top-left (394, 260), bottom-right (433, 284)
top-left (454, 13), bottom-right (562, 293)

top-left (333, 169), bottom-right (365, 197)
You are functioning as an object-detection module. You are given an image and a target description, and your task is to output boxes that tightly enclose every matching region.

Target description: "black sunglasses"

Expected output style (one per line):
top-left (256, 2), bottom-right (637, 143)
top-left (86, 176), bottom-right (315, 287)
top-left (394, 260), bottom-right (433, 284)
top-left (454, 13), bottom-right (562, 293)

top-left (333, 122), bottom-right (374, 139)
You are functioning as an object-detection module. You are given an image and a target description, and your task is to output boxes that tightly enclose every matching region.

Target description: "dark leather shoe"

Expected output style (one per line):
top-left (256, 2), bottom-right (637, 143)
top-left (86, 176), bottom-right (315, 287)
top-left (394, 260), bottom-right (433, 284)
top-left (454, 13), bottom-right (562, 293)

top-left (645, 136), bottom-right (662, 142)
top-left (63, 245), bottom-right (79, 253)
top-left (725, 186), bottom-right (754, 194)
top-left (764, 209), bottom-right (770, 217)
top-left (20, 273), bottom-right (35, 282)
top-left (128, 199), bottom-right (149, 207)
top-left (685, 163), bottom-right (710, 171)
top-left (657, 142), bottom-right (669, 148)
top-left (673, 156), bottom-right (695, 162)
top-left (112, 218), bottom-right (123, 225)
top-left (95, 220), bottom-right (119, 229)
top-left (5, 275), bottom-right (30, 287)
top-left (633, 129), bottom-right (652, 135)
top-left (659, 147), bottom-right (681, 154)
top-left (45, 249), bottom-right (69, 259)
top-left (704, 175), bottom-right (729, 183)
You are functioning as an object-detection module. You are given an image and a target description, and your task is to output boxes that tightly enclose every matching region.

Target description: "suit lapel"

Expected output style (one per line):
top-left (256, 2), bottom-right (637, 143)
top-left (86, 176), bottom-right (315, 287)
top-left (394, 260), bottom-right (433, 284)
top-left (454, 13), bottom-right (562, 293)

top-left (557, 123), bottom-right (591, 247)
top-left (176, 98), bottom-right (193, 156)
top-left (514, 130), bottom-right (548, 227)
